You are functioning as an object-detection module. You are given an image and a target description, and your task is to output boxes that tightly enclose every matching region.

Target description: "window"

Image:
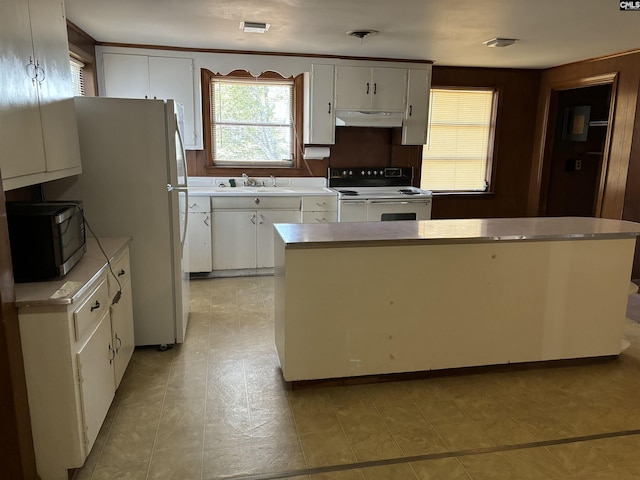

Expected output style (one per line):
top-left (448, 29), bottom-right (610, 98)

top-left (421, 88), bottom-right (497, 192)
top-left (209, 75), bottom-right (295, 167)
top-left (69, 57), bottom-right (86, 96)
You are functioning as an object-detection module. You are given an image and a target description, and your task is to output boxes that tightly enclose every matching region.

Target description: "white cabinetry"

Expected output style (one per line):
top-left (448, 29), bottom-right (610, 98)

top-left (108, 249), bottom-right (135, 388)
top-left (16, 240), bottom-right (133, 480)
top-left (303, 64), bottom-right (335, 145)
top-left (101, 53), bottom-right (199, 149)
top-left (301, 195), bottom-right (338, 223)
top-left (186, 197), bottom-right (212, 272)
top-left (402, 68), bottom-right (431, 145)
top-left (211, 196), bottom-right (300, 273)
top-left (335, 66), bottom-right (407, 112)
top-left (0, 0), bottom-right (82, 191)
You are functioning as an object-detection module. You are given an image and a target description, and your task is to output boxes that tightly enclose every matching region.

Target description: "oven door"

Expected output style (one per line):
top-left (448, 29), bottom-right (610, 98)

top-left (367, 199), bottom-right (432, 221)
top-left (339, 200), bottom-right (368, 222)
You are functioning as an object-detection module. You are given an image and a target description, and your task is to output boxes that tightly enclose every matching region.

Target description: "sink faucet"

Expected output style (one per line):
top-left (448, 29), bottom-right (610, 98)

top-left (270, 175), bottom-right (277, 187)
top-left (242, 173), bottom-right (257, 187)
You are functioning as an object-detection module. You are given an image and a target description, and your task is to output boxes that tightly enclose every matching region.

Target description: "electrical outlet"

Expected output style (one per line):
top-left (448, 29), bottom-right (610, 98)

top-left (575, 159), bottom-right (582, 171)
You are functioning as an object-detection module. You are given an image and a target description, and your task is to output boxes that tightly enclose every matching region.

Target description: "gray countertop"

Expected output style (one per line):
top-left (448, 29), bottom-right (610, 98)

top-left (14, 237), bottom-right (131, 307)
top-left (274, 217), bottom-right (640, 249)
top-left (188, 186), bottom-right (337, 197)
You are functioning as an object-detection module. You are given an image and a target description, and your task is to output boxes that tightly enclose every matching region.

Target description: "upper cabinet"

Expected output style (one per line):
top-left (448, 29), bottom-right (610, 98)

top-left (0, 0), bottom-right (82, 191)
top-left (102, 53), bottom-right (199, 149)
top-left (304, 64), bottom-right (335, 145)
top-left (402, 69), bottom-right (431, 145)
top-left (335, 66), bottom-right (408, 112)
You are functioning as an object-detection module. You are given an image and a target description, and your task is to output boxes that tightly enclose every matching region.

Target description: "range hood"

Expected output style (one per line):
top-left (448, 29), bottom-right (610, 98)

top-left (335, 110), bottom-right (404, 128)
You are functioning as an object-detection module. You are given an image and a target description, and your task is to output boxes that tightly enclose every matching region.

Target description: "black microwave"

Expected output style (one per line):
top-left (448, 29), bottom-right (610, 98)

top-left (6, 201), bottom-right (87, 283)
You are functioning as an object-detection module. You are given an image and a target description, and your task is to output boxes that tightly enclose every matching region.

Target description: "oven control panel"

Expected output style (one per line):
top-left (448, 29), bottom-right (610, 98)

top-left (329, 167), bottom-right (413, 186)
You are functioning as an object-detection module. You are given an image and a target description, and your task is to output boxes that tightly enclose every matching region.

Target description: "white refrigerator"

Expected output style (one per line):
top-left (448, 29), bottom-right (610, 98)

top-left (45, 96), bottom-right (190, 348)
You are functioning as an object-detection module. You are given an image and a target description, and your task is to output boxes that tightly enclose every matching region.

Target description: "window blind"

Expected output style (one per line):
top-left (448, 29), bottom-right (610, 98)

top-left (70, 58), bottom-right (86, 96)
top-left (421, 88), bottom-right (495, 191)
top-left (210, 78), bottom-right (294, 166)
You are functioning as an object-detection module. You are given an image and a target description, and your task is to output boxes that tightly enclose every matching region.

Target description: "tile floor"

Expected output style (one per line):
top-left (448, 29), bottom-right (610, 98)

top-left (73, 276), bottom-right (640, 480)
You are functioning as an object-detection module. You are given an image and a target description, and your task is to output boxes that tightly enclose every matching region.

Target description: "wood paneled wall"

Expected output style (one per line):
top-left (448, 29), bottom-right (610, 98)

top-left (429, 67), bottom-right (541, 219)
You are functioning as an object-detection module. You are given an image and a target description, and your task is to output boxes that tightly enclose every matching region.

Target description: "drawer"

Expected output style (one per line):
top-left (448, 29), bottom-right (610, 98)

top-left (74, 278), bottom-right (109, 342)
top-left (302, 211), bottom-right (337, 223)
top-left (108, 249), bottom-right (131, 296)
top-left (211, 195), bottom-right (301, 210)
top-left (301, 195), bottom-right (338, 212)
top-left (187, 197), bottom-right (210, 213)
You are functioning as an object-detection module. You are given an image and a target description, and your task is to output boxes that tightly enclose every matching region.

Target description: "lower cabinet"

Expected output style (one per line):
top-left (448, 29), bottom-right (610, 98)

top-left (211, 202), bottom-right (300, 272)
top-left (301, 195), bottom-right (338, 223)
top-left (186, 197), bottom-right (212, 272)
top-left (17, 241), bottom-right (134, 480)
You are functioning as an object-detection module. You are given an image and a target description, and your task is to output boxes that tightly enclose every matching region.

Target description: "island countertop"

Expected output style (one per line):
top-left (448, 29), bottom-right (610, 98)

top-left (274, 217), bottom-right (640, 249)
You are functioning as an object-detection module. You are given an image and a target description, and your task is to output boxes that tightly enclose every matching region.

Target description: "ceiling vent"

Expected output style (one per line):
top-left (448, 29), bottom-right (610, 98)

top-left (346, 30), bottom-right (379, 40)
top-left (483, 37), bottom-right (518, 48)
top-left (240, 21), bottom-right (270, 33)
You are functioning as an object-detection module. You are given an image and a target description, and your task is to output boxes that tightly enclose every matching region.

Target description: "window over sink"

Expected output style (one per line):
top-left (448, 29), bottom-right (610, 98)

top-left (202, 69), bottom-right (303, 169)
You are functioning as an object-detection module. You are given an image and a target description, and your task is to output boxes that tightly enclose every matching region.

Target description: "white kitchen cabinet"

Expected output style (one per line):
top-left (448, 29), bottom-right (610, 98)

top-left (402, 68), bottom-right (431, 145)
top-left (211, 196), bottom-right (301, 273)
top-left (303, 64), bottom-right (335, 145)
top-left (102, 53), bottom-right (198, 149)
top-left (108, 248), bottom-right (134, 388)
top-left (186, 197), bottom-right (212, 272)
top-left (16, 239), bottom-right (133, 480)
top-left (301, 195), bottom-right (338, 223)
top-left (335, 66), bottom-right (407, 112)
top-left (0, 0), bottom-right (82, 191)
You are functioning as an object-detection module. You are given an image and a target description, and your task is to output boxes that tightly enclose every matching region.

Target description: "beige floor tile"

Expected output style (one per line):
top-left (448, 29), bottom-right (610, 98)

top-left (457, 452), bottom-right (523, 480)
top-left (203, 445), bottom-right (256, 478)
top-left (327, 385), bottom-right (373, 408)
top-left (336, 406), bottom-right (388, 435)
top-left (251, 438), bottom-right (307, 474)
top-left (514, 415), bottom-right (575, 441)
top-left (591, 435), bottom-right (640, 467)
top-left (295, 411), bottom-right (343, 436)
top-left (377, 405), bottom-right (428, 430)
top-left (545, 441), bottom-right (616, 476)
top-left (432, 422), bottom-right (494, 451)
top-left (91, 458), bottom-right (150, 480)
top-left (391, 426), bottom-right (448, 457)
top-left (415, 399), bottom-right (470, 425)
top-left (361, 463), bottom-right (419, 479)
top-left (288, 389), bottom-right (336, 415)
top-left (494, 393), bottom-right (547, 419)
top-left (503, 446), bottom-right (572, 480)
top-left (347, 431), bottom-right (403, 462)
top-left (300, 432), bottom-right (357, 467)
top-left (98, 423), bottom-right (157, 464)
top-left (410, 457), bottom-right (471, 480)
top-left (571, 468), bottom-right (640, 480)
top-left (475, 418), bottom-right (537, 446)
top-left (454, 396), bottom-right (513, 422)
top-left (310, 469), bottom-right (365, 479)
top-left (147, 449), bottom-right (202, 480)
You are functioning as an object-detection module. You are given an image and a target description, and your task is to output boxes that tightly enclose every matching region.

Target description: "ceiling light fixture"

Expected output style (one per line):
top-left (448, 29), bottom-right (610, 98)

top-left (346, 29), bottom-right (379, 40)
top-left (240, 21), bottom-right (270, 33)
top-left (483, 37), bottom-right (518, 48)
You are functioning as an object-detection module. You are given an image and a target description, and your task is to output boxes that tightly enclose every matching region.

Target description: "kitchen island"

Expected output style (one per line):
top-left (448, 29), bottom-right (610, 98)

top-left (274, 217), bottom-right (640, 382)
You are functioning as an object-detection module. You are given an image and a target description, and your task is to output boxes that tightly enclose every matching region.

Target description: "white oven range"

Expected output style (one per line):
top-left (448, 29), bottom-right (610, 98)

top-left (328, 167), bottom-right (432, 222)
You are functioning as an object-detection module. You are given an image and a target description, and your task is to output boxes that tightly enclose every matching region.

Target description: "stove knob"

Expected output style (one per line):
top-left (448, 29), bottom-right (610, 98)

top-left (349, 170), bottom-right (353, 176)
top-left (342, 170), bottom-right (347, 176)
top-left (367, 170), bottom-right (372, 176)
top-left (361, 170), bottom-right (365, 176)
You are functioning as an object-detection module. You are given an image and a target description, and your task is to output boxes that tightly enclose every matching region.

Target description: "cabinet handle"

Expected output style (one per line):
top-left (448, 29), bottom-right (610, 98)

top-left (109, 344), bottom-right (116, 364)
top-left (259, 214), bottom-right (265, 224)
top-left (374, 83), bottom-right (377, 95)
top-left (26, 57), bottom-right (37, 80)
top-left (117, 269), bottom-right (126, 277)
top-left (366, 82), bottom-right (370, 95)
top-left (315, 202), bottom-right (327, 207)
top-left (189, 202), bottom-right (198, 209)
top-left (254, 197), bottom-right (260, 205)
top-left (204, 214), bottom-right (210, 227)
top-left (90, 301), bottom-right (101, 312)
top-left (115, 334), bottom-right (122, 353)
top-left (315, 217), bottom-right (326, 223)
top-left (328, 102), bottom-right (332, 114)
top-left (35, 64), bottom-right (45, 84)
top-left (250, 214), bottom-right (257, 224)
top-left (409, 105), bottom-right (413, 117)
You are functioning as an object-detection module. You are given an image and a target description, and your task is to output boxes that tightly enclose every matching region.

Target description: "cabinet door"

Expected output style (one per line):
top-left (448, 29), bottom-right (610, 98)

top-left (402, 69), bottom-right (431, 145)
top-left (187, 212), bottom-right (212, 272)
top-left (335, 66), bottom-right (372, 110)
top-left (304, 64), bottom-right (335, 145)
top-left (371, 68), bottom-right (407, 111)
top-left (212, 210), bottom-right (257, 270)
top-left (149, 56), bottom-right (197, 148)
top-left (110, 281), bottom-right (134, 388)
top-left (102, 53), bottom-right (149, 98)
top-left (77, 311), bottom-right (115, 453)
top-left (0, 0), bottom-right (46, 182)
top-left (30, 0), bottom-right (82, 173)
top-left (256, 210), bottom-right (300, 268)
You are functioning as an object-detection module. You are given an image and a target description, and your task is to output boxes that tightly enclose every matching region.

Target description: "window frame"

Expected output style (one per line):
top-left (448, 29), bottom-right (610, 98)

top-left (420, 86), bottom-right (499, 194)
top-left (202, 69), bottom-right (305, 175)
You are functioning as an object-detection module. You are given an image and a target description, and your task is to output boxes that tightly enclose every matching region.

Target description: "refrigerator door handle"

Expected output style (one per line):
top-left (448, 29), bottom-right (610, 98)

top-left (167, 185), bottom-right (189, 192)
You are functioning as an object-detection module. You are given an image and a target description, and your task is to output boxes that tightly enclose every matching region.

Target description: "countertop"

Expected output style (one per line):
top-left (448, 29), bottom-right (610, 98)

top-left (14, 237), bottom-right (131, 307)
top-left (274, 217), bottom-right (640, 249)
top-left (188, 186), bottom-right (337, 197)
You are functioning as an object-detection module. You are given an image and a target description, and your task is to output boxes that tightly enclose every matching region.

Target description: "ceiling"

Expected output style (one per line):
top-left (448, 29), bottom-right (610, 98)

top-left (65, 0), bottom-right (640, 69)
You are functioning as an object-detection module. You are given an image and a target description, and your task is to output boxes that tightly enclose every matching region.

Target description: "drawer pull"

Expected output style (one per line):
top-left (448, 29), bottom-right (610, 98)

top-left (109, 343), bottom-right (116, 364)
top-left (115, 334), bottom-right (122, 353)
top-left (315, 202), bottom-right (327, 207)
top-left (118, 269), bottom-right (126, 277)
top-left (90, 301), bottom-right (101, 312)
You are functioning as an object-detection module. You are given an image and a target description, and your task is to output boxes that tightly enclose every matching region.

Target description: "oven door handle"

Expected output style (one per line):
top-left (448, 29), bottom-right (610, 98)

top-left (341, 200), bottom-right (367, 205)
top-left (369, 200), bottom-right (431, 205)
